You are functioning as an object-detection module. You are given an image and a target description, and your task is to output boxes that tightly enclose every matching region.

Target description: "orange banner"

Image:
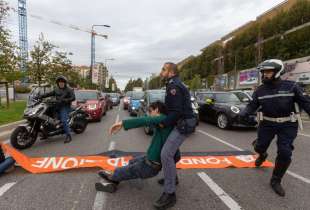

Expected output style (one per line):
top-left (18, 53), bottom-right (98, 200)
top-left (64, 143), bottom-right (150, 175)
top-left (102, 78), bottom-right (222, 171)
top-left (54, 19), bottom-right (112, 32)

top-left (2, 144), bottom-right (273, 174)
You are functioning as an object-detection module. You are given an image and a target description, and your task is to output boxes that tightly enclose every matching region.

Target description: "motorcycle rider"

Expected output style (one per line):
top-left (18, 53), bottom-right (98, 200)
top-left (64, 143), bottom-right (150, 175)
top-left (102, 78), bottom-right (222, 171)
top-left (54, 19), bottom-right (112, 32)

top-left (38, 76), bottom-right (75, 143)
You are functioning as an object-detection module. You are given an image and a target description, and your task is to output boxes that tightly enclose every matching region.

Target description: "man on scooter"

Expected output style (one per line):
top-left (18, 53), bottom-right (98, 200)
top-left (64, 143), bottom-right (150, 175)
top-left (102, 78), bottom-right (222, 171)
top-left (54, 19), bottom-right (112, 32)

top-left (38, 76), bottom-right (75, 143)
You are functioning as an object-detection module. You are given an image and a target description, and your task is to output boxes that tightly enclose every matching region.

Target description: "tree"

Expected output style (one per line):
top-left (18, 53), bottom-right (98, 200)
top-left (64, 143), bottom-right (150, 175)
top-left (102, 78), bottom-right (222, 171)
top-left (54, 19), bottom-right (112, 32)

top-left (27, 34), bottom-right (55, 86)
top-left (0, 1), bottom-right (20, 82)
top-left (189, 74), bottom-right (202, 91)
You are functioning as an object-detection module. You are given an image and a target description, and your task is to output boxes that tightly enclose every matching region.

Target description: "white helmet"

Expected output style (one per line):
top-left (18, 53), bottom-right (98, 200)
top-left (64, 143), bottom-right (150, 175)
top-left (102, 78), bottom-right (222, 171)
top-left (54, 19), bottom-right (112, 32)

top-left (257, 59), bottom-right (285, 79)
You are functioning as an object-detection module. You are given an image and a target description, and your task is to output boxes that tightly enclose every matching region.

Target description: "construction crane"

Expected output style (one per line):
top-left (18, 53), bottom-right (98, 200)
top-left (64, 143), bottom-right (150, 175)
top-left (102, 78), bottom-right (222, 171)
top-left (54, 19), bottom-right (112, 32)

top-left (11, 3), bottom-right (109, 80)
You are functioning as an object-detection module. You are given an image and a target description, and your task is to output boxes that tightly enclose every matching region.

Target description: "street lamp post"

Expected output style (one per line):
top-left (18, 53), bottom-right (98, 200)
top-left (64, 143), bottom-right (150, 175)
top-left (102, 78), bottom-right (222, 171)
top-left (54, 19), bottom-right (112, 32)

top-left (90, 24), bottom-right (110, 82)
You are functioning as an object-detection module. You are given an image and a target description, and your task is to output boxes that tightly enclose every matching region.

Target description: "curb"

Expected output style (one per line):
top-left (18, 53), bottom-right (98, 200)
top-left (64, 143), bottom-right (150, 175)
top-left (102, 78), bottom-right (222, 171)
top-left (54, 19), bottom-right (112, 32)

top-left (0, 120), bottom-right (26, 130)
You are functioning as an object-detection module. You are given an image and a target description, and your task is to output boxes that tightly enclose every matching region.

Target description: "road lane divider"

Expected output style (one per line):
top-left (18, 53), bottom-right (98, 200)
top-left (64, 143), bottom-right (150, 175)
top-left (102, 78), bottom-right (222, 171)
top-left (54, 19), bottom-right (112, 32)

top-left (197, 129), bottom-right (310, 185)
top-left (299, 133), bottom-right (310, 138)
top-left (197, 172), bottom-right (242, 210)
top-left (0, 182), bottom-right (16, 197)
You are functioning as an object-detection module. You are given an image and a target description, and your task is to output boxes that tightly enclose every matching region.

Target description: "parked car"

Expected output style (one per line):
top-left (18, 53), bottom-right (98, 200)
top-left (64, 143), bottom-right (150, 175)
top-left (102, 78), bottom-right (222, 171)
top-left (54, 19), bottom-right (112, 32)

top-left (110, 93), bottom-right (120, 106)
top-left (138, 89), bottom-right (166, 135)
top-left (128, 91), bottom-right (144, 116)
top-left (123, 91), bottom-right (132, 110)
top-left (73, 90), bottom-right (107, 122)
top-left (230, 90), bottom-right (254, 100)
top-left (101, 92), bottom-right (113, 110)
top-left (196, 91), bottom-right (257, 129)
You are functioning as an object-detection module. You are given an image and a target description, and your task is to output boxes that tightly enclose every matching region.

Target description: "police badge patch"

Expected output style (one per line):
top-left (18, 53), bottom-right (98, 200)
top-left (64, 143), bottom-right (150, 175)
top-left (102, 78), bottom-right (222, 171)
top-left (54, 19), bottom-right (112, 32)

top-left (170, 89), bottom-right (177, 95)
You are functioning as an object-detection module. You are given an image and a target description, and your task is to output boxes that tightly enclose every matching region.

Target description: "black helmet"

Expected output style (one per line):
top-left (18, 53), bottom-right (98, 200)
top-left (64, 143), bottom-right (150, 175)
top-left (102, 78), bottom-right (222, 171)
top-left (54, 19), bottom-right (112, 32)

top-left (55, 75), bottom-right (68, 84)
top-left (257, 59), bottom-right (285, 84)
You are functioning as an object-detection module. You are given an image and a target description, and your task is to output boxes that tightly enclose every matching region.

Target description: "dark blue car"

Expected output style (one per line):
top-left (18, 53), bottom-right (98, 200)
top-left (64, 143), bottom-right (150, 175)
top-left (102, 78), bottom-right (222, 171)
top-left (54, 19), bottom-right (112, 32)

top-left (128, 91), bottom-right (144, 116)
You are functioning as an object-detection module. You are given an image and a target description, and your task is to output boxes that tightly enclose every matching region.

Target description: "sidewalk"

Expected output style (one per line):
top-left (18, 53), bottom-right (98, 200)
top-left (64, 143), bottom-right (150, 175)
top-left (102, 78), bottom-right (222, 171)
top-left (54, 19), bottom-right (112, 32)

top-left (0, 120), bottom-right (26, 142)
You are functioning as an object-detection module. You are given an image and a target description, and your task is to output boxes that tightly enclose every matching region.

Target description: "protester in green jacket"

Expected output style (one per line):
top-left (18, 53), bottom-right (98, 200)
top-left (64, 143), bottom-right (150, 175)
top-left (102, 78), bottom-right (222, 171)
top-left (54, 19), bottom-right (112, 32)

top-left (95, 101), bottom-right (179, 193)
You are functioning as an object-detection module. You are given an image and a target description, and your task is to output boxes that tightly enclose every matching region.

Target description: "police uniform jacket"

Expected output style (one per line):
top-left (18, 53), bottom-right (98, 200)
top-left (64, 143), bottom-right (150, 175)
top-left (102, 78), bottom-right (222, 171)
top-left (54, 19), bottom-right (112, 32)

top-left (242, 80), bottom-right (310, 120)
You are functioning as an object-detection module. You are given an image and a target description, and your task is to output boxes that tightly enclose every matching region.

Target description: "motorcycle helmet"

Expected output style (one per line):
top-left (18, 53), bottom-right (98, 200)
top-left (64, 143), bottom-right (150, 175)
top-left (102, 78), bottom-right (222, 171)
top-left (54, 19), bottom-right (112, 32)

top-left (257, 59), bottom-right (285, 84)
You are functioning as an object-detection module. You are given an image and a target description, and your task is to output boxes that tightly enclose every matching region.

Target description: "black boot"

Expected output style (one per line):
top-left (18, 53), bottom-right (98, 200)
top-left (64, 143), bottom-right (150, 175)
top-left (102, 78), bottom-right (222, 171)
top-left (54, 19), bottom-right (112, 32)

top-left (95, 182), bottom-right (117, 193)
top-left (98, 170), bottom-right (119, 185)
top-left (158, 175), bottom-right (179, 186)
top-left (64, 134), bottom-right (72, 143)
top-left (153, 192), bottom-right (176, 209)
top-left (255, 152), bottom-right (268, 167)
top-left (270, 160), bottom-right (291, 197)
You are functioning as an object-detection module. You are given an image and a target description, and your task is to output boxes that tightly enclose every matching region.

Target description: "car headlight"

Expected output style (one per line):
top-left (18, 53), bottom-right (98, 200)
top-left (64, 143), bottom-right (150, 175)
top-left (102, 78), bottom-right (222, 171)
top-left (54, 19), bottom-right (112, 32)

top-left (230, 106), bottom-right (240, 114)
top-left (88, 104), bottom-right (97, 110)
top-left (132, 107), bottom-right (136, 110)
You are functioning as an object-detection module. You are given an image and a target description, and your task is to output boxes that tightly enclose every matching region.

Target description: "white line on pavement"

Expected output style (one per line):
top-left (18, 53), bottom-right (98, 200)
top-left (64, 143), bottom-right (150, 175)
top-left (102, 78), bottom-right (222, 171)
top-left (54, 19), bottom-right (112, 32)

top-left (197, 129), bottom-right (310, 185)
top-left (299, 133), bottom-right (310, 138)
top-left (3, 139), bottom-right (9, 144)
top-left (198, 130), bottom-right (243, 151)
top-left (93, 110), bottom-right (120, 210)
top-left (197, 172), bottom-right (242, 210)
top-left (0, 182), bottom-right (16, 197)
top-left (108, 141), bottom-right (116, 151)
top-left (0, 130), bottom-right (12, 138)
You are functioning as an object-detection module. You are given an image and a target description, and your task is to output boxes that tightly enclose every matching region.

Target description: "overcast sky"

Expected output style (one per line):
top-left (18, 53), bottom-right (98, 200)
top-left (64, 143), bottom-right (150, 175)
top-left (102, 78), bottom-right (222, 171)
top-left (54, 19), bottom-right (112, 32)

top-left (6, 0), bottom-right (284, 89)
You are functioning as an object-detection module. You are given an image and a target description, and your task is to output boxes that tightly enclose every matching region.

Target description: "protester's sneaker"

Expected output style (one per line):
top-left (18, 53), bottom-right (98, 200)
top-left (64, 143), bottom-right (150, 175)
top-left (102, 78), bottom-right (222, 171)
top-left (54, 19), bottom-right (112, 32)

top-left (95, 182), bottom-right (117, 193)
top-left (255, 153), bottom-right (268, 167)
top-left (153, 192), bottom-right (176, 209)
top-left (157, 176), bottom-right (179, 186)
top-left (98, 170), bottom-right (119, 184)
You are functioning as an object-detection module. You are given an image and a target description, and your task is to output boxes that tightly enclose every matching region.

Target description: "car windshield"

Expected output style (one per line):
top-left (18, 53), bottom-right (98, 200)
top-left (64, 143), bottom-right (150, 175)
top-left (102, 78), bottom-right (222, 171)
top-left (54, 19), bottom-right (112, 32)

top-left (131, 91), bottom-right (144, 100)
top-left (215, 93), bottom-right (241, 103)
top-left (110, 93), bottom-right (118, 98)
top-left (149, 92), bottom-right (165, 103)
top-left (126, 92), bottom-right (132, 97)
top-left (75, 91), bottom-right (98, 101)
top-left (233, 92), bottom-right (251, 102)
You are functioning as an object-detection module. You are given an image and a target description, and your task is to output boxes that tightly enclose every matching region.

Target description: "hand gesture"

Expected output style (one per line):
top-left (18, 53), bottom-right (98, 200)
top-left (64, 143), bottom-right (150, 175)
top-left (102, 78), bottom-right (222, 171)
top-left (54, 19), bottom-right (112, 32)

top-left (109, 121), bottom-right (123, 135)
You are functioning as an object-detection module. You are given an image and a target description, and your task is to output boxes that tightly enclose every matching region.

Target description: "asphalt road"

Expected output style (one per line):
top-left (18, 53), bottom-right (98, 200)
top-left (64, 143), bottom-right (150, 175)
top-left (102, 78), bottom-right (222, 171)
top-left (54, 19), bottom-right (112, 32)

top-left (0, 102), bottom-right (310, 210)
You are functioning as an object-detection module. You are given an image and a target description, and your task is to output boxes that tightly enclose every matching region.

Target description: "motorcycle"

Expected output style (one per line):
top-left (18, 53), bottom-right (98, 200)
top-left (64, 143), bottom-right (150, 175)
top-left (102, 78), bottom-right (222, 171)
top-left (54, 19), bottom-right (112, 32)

top-left (10, 97), bottom-right (88, 150)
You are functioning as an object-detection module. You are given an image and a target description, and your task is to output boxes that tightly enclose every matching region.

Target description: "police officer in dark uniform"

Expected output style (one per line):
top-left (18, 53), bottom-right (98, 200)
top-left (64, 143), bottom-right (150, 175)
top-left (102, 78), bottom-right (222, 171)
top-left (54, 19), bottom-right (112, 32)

top-left (240, 59), bottom-right (310, 197)
top-left (39, 75), bottom-right (75, 143)
top-left (154, 62), bottom-right (195, 209)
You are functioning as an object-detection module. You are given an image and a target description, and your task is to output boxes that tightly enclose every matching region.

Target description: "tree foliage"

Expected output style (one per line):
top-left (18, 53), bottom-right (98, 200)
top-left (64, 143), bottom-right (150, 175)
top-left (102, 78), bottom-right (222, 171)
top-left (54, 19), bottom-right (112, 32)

top-left (178, 0), bottom-right (310, 87)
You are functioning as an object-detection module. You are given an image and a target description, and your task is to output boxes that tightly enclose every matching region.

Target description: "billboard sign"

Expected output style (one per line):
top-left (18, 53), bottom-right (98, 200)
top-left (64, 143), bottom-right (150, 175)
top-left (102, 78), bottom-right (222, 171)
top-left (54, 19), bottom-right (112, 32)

top-left (239, 69), bottom-right (258, 85)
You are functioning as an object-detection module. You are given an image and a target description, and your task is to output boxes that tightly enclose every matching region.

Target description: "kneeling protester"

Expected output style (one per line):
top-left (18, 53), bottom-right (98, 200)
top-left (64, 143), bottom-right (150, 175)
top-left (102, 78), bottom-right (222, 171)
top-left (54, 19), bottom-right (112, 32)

top-left (95, 101), bottom-right (180, 193)
top-left (0, 143), bottom-right (15, 175)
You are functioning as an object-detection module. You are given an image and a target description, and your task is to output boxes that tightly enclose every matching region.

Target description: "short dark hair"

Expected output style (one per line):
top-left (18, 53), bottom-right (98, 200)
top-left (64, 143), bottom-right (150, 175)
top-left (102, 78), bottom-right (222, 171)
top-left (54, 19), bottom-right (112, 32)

top-left (149, 101), bottom-right (167, 115)
top-left (164, 62), bottom-right (178, 75)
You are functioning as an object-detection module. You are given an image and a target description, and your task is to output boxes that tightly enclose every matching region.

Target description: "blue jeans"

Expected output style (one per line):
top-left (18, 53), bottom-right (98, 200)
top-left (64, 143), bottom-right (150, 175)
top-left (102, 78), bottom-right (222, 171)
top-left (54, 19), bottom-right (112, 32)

top-left (111, 156), bottom-right (161, 182)
top-left (0, 157), bottom-right (15, 174)
top-left (59, 106), bottom-right (71, 136)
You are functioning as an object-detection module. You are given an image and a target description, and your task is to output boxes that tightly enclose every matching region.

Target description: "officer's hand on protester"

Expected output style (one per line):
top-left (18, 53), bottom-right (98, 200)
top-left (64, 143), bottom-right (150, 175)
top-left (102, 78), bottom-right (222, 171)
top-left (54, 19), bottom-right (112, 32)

top-left (109, 121), bottom-right (123, 135)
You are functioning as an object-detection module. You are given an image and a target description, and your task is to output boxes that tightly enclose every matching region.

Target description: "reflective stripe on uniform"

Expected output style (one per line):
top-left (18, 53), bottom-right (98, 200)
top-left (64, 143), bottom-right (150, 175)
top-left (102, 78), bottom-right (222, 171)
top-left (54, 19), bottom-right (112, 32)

top-left (258, 93), bottom-right (294, 100)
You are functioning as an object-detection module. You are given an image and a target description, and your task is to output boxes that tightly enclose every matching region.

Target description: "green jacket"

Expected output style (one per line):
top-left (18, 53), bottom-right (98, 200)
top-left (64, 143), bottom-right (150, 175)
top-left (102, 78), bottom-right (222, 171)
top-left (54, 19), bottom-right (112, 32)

top-left (122, 115), bottom-right (173, 163)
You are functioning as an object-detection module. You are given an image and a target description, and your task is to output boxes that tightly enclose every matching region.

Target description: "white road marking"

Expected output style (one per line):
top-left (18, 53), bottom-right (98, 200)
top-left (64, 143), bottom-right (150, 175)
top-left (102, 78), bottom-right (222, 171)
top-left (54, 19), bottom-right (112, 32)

top-left (93, 192), bottom-right (106, 210)
top-left (197, 172), bottom-right (242, 210)
top-left (0, 182), bottom-right (16, 197)
top-left (197, 129), bottom-right (310, 185)
top-left (0, 130), bottom-right (12, 138)
top-left (108, 141), bottom-right (116, 151)
top-left (198, 130), bottom-right (243, 151)
top-left (299, 133), bottom-right (310, 138)
top-left (3, 139), bottom-right (10, 144)
top-left (93, 109), bottom-right (120, 210)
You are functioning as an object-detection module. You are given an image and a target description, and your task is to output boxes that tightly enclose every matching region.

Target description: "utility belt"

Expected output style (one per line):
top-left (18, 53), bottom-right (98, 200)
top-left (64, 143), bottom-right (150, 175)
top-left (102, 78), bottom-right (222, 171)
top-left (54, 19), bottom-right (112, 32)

top-left (257, 110), bottom-right (303, 130)
top-left (145, 159), bottom-right (162, 170)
